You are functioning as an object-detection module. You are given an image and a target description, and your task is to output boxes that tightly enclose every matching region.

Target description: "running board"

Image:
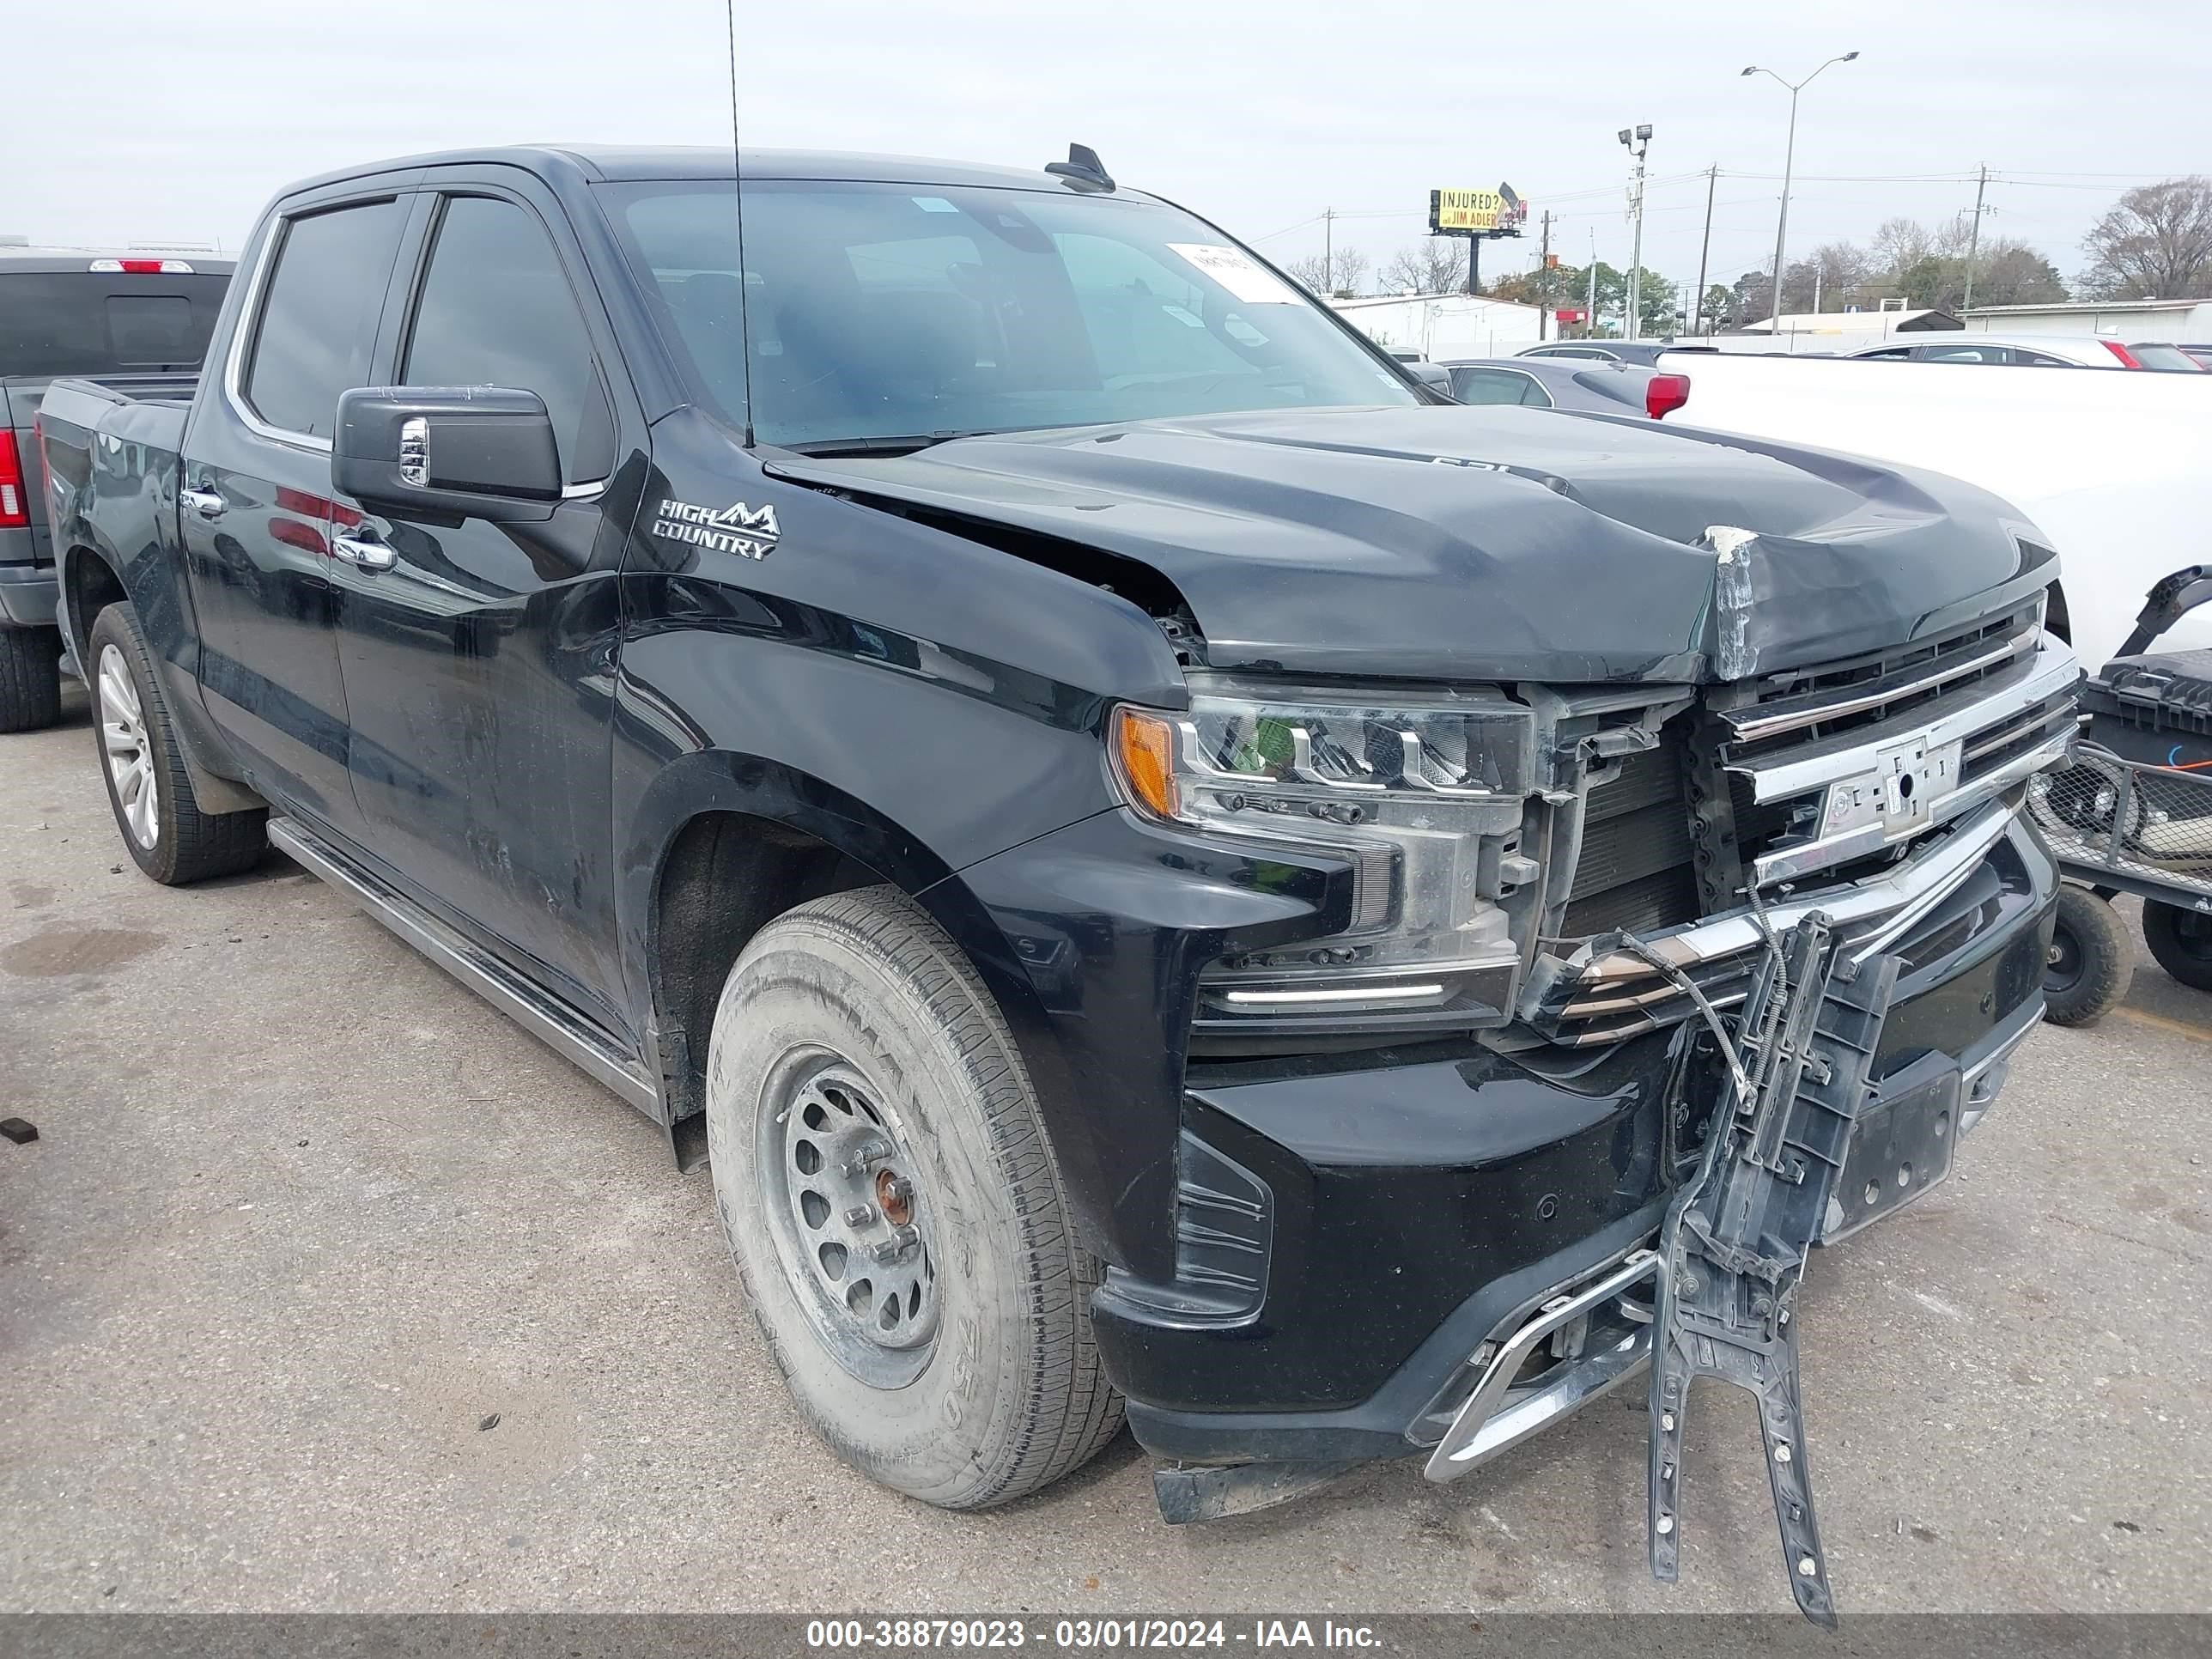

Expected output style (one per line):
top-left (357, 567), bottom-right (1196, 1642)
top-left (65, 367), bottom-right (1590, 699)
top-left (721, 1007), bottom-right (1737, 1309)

top-left (266, 817), bottom-right (661, 1118)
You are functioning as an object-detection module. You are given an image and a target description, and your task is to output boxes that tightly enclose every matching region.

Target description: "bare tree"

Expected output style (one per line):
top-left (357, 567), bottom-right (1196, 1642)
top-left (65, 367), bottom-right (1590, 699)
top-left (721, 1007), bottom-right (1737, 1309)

top-left (1379, 238), bottom-right (1468, 295)
top-left (2080, 176), bottom-right (2212, 299)
top-left (1285, 245), bottom-right (1370, 299)
top-left (1868, 216), bottom-right (1936, 282)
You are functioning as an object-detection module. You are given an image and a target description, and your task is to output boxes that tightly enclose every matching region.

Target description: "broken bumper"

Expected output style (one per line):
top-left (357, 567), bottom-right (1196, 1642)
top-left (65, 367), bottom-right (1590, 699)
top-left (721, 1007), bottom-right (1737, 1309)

top-left (1112, 816), bottom-right (2056, 1474)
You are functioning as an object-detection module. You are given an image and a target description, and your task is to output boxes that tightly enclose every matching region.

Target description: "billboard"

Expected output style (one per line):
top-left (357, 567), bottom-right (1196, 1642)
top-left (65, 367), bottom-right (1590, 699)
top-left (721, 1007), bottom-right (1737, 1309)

top-left (1429, 185), bottom-right (1528, 237)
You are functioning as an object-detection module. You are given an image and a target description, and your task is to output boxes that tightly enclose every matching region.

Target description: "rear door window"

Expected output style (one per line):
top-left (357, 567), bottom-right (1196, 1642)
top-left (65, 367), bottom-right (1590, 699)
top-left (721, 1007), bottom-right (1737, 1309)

top-left (1449, 368), bottom-right (1552, 406)
top-left (2124, 343), bottom-right (2202, 372)
top-left (0, 273), bottom-right (230, 376)
top-left (401, 195), bottom-right (611, 483)
top-left (244, 199), bottom-right (409, 439)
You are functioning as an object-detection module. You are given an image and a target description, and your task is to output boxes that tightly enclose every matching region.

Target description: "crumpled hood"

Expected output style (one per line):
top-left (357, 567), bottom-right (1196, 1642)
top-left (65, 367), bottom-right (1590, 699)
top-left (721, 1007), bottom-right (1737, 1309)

top-left (770, 406), bottom-right (2056, 684)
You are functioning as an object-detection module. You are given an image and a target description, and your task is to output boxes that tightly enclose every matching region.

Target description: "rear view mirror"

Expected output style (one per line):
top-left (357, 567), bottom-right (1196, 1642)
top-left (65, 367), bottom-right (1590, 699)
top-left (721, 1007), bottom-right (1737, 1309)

top-left (333, 386), bottom-right (561, 523)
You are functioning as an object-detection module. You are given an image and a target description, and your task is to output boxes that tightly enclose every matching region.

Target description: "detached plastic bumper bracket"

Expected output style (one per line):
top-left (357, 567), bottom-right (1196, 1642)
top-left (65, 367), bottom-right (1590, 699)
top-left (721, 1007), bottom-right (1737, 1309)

top-left (1645, 910), bottom-right (1900, 1629)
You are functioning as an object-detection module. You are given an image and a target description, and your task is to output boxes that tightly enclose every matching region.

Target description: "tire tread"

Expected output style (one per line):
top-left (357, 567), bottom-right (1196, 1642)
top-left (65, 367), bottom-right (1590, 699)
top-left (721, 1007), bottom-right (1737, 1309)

top-left (720, 884), bottom-right (1123, 1508)
top-left (0, 626), bottom-right (63, 733)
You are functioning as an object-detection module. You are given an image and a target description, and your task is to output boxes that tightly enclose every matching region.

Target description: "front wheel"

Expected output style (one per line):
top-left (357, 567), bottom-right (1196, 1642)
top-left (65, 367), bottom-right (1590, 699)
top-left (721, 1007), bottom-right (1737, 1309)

top-left (2142, 899), bottom-right (2212, 994)
top-left (2043, 884), bottom-right (2132, 1027)
top-left (706, 885), bottom-right (1122, 1509)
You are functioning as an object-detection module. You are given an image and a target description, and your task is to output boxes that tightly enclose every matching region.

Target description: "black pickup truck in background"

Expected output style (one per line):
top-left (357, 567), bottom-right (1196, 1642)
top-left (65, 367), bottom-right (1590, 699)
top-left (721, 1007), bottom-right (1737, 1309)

top-left (38, 144), bottom-right (2079, 1615)
top-left (0, 248), bottom-right (230, 729)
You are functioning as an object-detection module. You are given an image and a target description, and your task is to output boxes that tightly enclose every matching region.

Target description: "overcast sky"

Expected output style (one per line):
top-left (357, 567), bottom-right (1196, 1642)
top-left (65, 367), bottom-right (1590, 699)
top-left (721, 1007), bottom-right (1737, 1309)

top-left (13, 0), bottom-right (2207, 294)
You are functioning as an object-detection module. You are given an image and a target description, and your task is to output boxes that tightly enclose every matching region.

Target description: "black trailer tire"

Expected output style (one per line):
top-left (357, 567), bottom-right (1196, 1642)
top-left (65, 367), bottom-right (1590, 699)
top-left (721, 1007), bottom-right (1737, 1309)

top-left (2042, 884), bottom-right (2132, 1027)
top-left (2142, 899), bottom-right (2212, 994)
top-left (0, 625), bottom-right (63, 732)
top-left (705, 884), bottom-right (1123, 1510)
top-left (87, 602), bottom-right (267, 884)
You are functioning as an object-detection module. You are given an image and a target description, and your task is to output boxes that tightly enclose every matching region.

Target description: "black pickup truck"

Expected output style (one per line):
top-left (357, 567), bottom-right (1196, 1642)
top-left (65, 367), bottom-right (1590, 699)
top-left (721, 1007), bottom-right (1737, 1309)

top-left (39, 144), bottom-right (2077, 1609)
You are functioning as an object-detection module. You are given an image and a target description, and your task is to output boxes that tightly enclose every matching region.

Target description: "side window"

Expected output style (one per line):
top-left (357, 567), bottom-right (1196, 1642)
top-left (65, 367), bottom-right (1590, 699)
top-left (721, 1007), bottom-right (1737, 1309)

top-left (404, 195), bottom-right (611, 483)
top-left (1451, 368), bottom-right (1551, 406)
top-left (244, 198), bottom-right (409, 439)
top-left (1858, 346), bottom-right (1912, 360)
top-left (2018, 349), bottom-right (2073, 367)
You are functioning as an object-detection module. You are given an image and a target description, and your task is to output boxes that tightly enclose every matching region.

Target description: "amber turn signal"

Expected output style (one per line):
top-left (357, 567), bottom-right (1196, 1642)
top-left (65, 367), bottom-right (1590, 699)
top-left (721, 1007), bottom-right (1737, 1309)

top-left (1111, 707), bottom-right (1180, 821)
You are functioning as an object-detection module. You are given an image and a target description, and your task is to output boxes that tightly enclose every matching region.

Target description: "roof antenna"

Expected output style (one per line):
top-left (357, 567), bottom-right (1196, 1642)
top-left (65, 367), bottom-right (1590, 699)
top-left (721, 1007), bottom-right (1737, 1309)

top-left (1046, 143), bottom-right (1115, 193)
top-left (724, 0), bottom-right (757, 447)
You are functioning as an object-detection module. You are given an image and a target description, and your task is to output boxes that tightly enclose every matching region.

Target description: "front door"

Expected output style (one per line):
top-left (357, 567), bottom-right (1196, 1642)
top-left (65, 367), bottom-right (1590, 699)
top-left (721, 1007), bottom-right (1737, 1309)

top-left (326, 184), bottom-right (637, 1030)
top-left (179, 195), bottom-right (411, 832)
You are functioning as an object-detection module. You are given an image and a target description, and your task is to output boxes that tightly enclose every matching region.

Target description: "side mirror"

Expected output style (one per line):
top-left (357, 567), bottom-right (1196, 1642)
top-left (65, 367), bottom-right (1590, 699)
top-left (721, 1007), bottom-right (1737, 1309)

top-left (1406, 362), bottom-right (1456, 398)
top-left (333, 386), bottom-right (561, 523)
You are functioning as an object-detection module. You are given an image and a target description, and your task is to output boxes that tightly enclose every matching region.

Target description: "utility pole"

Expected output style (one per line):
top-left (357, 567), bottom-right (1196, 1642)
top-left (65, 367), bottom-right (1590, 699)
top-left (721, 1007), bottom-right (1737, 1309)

top-left (1693, 165), bottom-right (1717, 336)
top-left (1619, 125), bottom-right (1652, 339)
top-left (1538, 210), bottom-right (1553, 339)
top-left (1322, 207), bottom-right (1334, 294)
top-left (1960, 163), bottom-right (1989, 315)
top-left (1587, 228), bottom-right (1598, 337)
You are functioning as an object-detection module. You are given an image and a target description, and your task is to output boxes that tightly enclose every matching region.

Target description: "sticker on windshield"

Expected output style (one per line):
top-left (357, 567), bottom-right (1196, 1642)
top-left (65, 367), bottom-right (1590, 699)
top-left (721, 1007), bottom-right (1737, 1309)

top-left (1162, 304), bottom-right (1206, 328)
top-left (911, 196), bottom-right (960, 214)
top-left (1166, 243), bottom-right (1301, 305)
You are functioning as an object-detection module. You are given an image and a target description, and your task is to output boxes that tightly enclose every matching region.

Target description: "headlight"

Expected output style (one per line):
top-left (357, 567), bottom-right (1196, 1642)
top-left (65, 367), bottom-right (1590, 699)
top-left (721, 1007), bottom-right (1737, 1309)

top-left (1111, 684), bottom-right (1540, 1039)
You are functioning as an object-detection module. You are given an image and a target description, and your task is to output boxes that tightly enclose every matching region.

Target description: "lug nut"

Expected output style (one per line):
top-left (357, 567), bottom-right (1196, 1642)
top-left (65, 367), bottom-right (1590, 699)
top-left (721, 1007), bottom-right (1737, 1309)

top-left (844, 1205), bottom-right (874, 1227)
top-left (841, 1139), bottom-right (893, 1176)
top-left (868, 1222), bottom-right (921, 1263)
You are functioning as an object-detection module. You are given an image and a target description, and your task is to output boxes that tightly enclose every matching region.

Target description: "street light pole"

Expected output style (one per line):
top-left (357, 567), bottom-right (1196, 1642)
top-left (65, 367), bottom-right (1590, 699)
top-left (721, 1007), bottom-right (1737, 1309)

top-left (1618, 124), bottom-right (1652, 339)
top-left (1742, 52), bottom-right (1859, 336)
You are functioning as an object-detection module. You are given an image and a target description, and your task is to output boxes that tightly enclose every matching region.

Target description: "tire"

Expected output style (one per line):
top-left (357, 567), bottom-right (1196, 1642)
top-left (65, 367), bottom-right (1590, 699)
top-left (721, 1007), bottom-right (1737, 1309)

top-left (0, 624), bottom-right (63, 732)
top-left (88, 602), bottom-right (267, 885)
top-left (2042, 884), bottom-right (2132, 1027)
top-left (706, 884), bottom-right (1123, 1509)
top-left (2142, 899), bottom-right (2212, 994)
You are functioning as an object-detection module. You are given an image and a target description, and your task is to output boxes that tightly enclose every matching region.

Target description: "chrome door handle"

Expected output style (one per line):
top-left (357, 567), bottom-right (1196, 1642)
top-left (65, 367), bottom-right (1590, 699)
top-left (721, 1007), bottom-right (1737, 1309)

top-left (179, 487), bottom-right (225, 519)
top-left (331, 533), bottom-right (397, 572)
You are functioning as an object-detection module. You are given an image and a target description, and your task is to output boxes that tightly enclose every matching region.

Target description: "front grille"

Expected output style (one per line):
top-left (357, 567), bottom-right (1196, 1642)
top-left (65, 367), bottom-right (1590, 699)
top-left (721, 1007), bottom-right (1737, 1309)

top-left (1717, 602), bottom-right (2044, 761)
top-left (1711, 608), bottom-right (2076, 886)
top-left (1539, 604), bottom-right (2080, 1048)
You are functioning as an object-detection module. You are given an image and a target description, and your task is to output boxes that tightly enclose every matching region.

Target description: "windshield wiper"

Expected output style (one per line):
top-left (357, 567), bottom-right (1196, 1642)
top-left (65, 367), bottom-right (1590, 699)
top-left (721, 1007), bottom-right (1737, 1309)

top-left (779, 431), bottom-right (1004, 459)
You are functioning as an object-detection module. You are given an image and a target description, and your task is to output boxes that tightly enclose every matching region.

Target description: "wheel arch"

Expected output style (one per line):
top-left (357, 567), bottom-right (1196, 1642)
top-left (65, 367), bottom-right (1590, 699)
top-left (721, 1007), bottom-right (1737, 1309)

top-left (622, 750), bottom-right (1075, 1146)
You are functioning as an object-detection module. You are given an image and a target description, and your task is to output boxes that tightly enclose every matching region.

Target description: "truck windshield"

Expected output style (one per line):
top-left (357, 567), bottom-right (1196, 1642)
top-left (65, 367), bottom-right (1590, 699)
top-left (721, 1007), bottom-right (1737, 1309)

top-left (599, 179), bottom-right (1417, 448)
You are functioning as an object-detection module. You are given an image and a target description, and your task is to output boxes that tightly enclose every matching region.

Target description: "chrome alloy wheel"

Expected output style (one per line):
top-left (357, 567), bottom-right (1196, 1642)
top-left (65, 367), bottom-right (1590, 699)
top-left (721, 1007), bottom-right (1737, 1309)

top-left (758, 1051), bottom-right (939, 1387)
top-left (97, 643), bottom-right (158, 849)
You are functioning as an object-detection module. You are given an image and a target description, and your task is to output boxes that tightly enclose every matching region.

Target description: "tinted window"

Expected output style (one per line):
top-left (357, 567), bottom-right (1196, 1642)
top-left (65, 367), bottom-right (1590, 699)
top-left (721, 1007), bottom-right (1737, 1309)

top-left (2017, 350), bottom-right (2075, 367)
top-left (1856, 346), bottom-right (1913, 359)
top-left (602, 179), bottom-right (1415, 448)
top-left (246, 200), bottom-right (407, 437)
top-left (1917, 343), bottom-right (2011, 363)
top-left (1449, 368), bottom-right (1551, 406)
top-left (0, 272), bottom-right (229, 376)
top-left (404, 196), bottom-right (606, 480)
top-left (2125, 342), bottom-right (2202, 372)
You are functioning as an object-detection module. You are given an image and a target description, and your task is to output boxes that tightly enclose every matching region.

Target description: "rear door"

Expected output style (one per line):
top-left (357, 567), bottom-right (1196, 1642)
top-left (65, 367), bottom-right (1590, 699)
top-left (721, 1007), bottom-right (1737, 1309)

top-left (325, 176), bottom-right (639, 1027)
top-left (177, 192), bottom-right (412, 830)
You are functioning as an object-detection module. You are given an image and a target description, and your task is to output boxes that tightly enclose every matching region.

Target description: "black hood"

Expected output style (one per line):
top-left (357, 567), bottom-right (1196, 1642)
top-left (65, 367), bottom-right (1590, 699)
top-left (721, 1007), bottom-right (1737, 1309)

top-left (770, 406), bottom-right (2056, 684)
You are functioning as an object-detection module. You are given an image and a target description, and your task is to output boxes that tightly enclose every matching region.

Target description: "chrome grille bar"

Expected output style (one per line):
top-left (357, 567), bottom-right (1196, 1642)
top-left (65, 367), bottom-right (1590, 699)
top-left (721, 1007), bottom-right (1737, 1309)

top-left (1725, 616), bottom-right (2040, 745)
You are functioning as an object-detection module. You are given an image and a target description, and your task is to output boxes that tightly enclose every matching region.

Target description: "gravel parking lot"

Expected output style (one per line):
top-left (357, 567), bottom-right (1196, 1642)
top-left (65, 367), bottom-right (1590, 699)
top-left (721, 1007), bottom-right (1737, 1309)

top-left (3, 684), bottom-right (2209, 1617)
